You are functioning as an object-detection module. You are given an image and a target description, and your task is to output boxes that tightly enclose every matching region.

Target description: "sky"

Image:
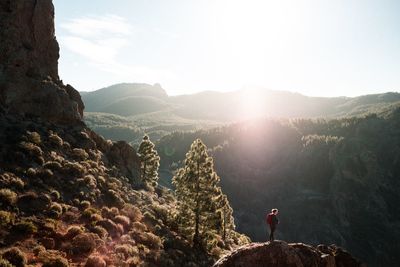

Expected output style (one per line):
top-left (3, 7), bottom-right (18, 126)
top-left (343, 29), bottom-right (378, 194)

top-left (53, 0), bottom-right (400, 97)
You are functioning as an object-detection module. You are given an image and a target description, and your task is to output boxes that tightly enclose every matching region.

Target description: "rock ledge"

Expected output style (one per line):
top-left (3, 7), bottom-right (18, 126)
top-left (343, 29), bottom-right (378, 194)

top-left (213, 241), bottom-right (365, 267)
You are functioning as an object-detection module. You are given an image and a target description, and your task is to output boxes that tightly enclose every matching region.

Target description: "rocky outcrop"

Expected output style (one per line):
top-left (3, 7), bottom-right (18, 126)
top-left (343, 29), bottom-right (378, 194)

top-left (0, 0), bottom-right (84, 123)
top-left (213, 241), bottom-right (365, 267)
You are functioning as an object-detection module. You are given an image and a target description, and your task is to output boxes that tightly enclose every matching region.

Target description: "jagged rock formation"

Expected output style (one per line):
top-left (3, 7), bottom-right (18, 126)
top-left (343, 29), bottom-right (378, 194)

top-left (213, 241), bottom-right (365, 267)
top-left (0, 0), bottom-right (84, 123)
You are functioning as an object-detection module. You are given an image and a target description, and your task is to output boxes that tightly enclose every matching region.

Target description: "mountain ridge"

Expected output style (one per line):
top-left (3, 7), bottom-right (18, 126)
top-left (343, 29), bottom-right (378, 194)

top-left (83, 82), bottom-right (400, 120)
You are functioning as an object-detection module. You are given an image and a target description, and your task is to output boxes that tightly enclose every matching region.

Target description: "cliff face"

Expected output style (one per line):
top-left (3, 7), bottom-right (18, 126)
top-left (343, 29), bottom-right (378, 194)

top-left (213, 241), bottom-right (366, 267)
top-left (0, 0), bottom-right (84, 122)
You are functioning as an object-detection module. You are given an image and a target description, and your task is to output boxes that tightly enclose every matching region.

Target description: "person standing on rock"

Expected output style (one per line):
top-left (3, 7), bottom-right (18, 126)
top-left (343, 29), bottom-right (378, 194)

top-left (266, 208), bottom-right (279, 241)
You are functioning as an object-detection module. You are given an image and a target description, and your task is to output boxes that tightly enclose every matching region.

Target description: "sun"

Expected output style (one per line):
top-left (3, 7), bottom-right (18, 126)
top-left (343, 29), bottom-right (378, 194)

top-left (237, 89), bottom-right (266, 119)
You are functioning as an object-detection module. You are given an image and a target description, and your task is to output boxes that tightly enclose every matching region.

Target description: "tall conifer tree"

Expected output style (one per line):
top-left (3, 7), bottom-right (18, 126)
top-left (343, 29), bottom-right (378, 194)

top-left (138, 135), bottom-right (160, 187)
top-left (172, 139), bottom-right (234, 249)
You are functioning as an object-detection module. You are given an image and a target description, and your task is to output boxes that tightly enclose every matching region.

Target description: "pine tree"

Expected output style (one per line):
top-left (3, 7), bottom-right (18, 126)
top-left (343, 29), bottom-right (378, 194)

top-left (137, 135), bottom-right (160, 187)
top-left (218, 193), bottom-right (235, 241)
top-left (172, 139), bottom-right (232, 249)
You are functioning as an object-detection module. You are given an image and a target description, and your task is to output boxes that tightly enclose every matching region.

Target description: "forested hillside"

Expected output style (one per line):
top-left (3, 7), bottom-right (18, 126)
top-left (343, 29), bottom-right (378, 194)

top-left (156, 106), bottom-right (400, 266)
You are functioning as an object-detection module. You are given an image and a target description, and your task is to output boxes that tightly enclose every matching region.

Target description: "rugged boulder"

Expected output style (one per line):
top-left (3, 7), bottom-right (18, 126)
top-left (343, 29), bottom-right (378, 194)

top-left (0, 0), bottom-right (84, 123)
top-left (213, 241), bottom-right (365, 267)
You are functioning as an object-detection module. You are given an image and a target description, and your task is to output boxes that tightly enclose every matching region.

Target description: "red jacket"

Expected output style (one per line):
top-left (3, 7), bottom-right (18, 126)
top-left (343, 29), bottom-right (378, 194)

top-left (266, 212), bottom-right (279, 226)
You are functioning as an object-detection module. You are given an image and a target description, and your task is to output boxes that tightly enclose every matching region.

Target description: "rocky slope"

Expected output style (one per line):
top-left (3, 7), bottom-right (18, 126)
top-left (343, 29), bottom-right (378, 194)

top-left (0, 0), bottom-right (248, 266)
top-left (213, 241), bottom-right (365, 267)
top-left (0, 0), bottom-right (83, 123)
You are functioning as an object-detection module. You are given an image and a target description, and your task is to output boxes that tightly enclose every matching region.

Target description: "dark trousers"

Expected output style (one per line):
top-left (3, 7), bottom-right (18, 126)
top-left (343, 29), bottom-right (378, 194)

top-left (269, 226), bottom-right (276, 241)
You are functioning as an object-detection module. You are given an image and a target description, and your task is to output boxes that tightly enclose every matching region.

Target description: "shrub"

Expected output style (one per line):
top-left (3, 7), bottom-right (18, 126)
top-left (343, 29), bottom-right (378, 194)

top-left (44, 161), bottom-right (62, 172)
top-left (71, 233), bottom-right (98, 255)
top-left (17, 192), bottom-right (51, 214)
top-left (90, 213), bottom-right (102, 223)
top-left (101, 206), bottom-right (119, 219)
top-left (26, 167), bottom-right (37, 177)
top-left (27, 131), bottom-right (41, 145)
top-left (96, 219), bottom-right (122, 238)
top-left (72, 148), bottom-right (89, 160)
top-left (114, 215), bottom-right (131, 229)
top-left (80, 200), bottom-right (91, 210)
top-left (85, 255), bottom-right (106, 267)
top-left (81, 208), bottom-right (99, 220)
top-left (0, 258), bottom-right (13, 267)
top-left (49, 133), bottom-right (63, 147)
top-left (138, 232), bottom-right (162, 249)
top-left (91, 226), bottom-right (108, 239)
top-left (49, 202), bottom-right (63, 218)
top-left (12, 179), bottom-right (24, 190)
top-left (36, 168), bottom-right (54, 179)
top-left (50, 190), bottom-right (61, 201)
top-left (131, 221), bottom-right (147, 233)
top-left (19, 141), bottom-right (43, 157)
top-left (126, 256), bottom-right (141, 266)
top-left (83, 175), bottom-right (97, 189)
top-left (64, 162), bottom-right (85, 176)
top-left (42, 256), bottom-right (69, 267)
top-left (40, 237), bottom-right (56, 250)
top-left (64, 225), bottom-right (84, 239)
top-left (12, 221), bottom-right (37, 236)
top-left (0, 189), bottom-right (17, 208)
top-left (115, 244), bottom-right (139, 258)
top-left (33, 245), bottom-right (46, 256)
top-left (0, 211), bottom-right (13, 227)
top-left (152, 203), bottom-right (169, 222)
top-left (1, 247), bottom-right (27, 267)
top-left (121, 204), bottom-right (143, 222)
top-left (38, 250), bottom-right (69, 267)
top-left (104, 189), bottom-right (125, 208)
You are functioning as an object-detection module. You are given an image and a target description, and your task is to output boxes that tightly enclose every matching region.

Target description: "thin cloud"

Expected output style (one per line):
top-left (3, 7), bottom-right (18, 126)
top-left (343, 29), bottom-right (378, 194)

top-left (61, 15), bottom-right (132, 39)
top-left (60, 15), bottom-right (132, 65)
top-left (59, 14), bottom-right (178, 88)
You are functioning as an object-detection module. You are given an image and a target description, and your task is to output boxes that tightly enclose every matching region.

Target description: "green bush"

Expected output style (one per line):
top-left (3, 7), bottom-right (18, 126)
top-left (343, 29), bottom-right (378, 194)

top-left (114, 215), bottom-right (131, 229)
top-left (0, 189), bottom-right (17, 208)
top-left (19, 141), bottom-right (43, 157)
top-left (71, 233), bottom-right (98, 255)
top-left (104, 189), bottom-right (125, 208)
top-left (82, 207), bottom-right (99, 220)
top-left (64, 225), bottom-right (84, 239)
top-left (0, 258), bottom-right (13, 267)
top-left (12, 220), bottom-right (38, 236)
top-left (44, 161), bottom-right (63, 172)
top-left (1, 247), bottom-right (26, 267)
top-left (0, 210), bottom-right (13, 226)
top-left (26, 131), bottom-right (42, 145)
top-left (49, 202), bottom-right (63, 218)
top-left (72, 148), bottom-right (89, 160)
top-left (80, 200), bottom-right (91, 210)
top-left (49, 133), bottom-right (64, 147)
top-left (115, 244), bottom-right (139, 258)
top-left (17, 192), bottom-right (51, 214)
top-left (42, 256), bottom-right (69, 267)
top-left (91, 226), bottom-right (108, 239)
top-left (50, 190), bottom-right (61, 201)
top-left (84, 255), bottom-right (106, 267)
top-left (64, 162), bottom-right (85, 176)
top-left (33, 245), bottom-right (46, 256)
top-left (121, 204), bottom-right (143, 222)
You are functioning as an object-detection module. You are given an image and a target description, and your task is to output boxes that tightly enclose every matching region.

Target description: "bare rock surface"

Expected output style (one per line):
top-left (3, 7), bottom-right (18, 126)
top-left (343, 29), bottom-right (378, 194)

top-left (213, 241), bottom-right (366, 267)
top-left (0, 0), bottom-right (84, 123)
